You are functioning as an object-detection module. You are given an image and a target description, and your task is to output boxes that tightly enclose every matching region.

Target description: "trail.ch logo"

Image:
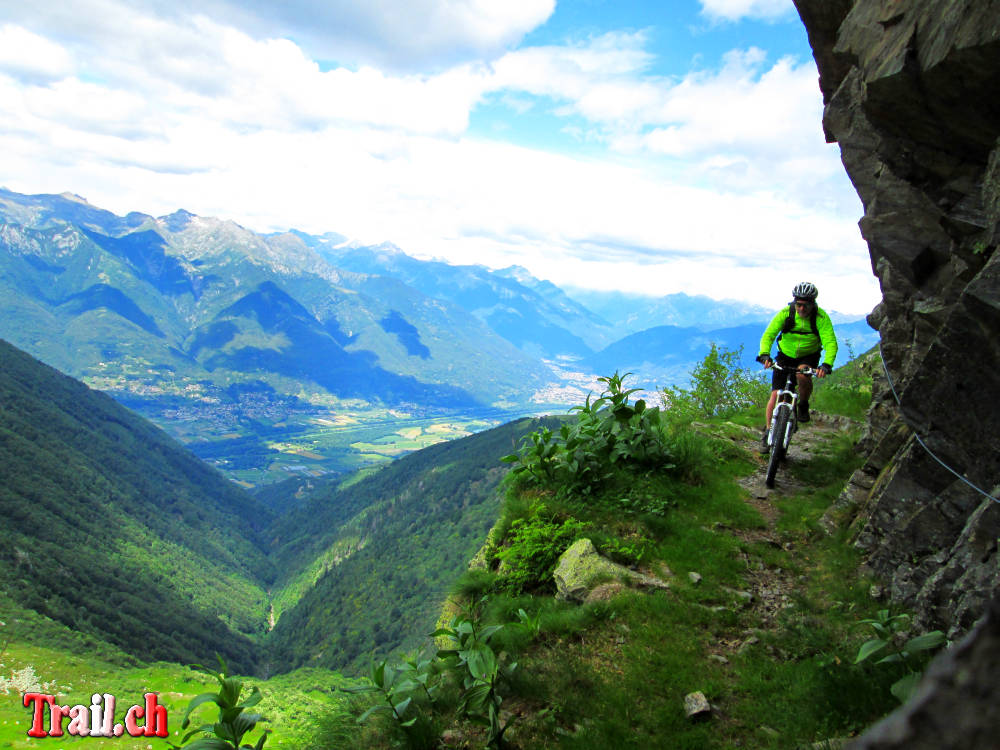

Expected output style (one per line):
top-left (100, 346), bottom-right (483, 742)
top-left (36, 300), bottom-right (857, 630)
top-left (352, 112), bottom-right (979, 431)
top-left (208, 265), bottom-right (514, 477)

top-left (22, 692), bottom-right (168, 738)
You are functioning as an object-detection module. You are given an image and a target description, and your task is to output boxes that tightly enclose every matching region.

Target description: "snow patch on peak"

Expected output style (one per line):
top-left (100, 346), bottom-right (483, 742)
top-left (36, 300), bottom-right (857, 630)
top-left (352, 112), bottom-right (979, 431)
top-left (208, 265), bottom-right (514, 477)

top-left (58, 192), bottom-right (91, 205)
top-left (156, 209), bottom-right (199, 233)
top-left (498, 265), bottom-right (537, 284)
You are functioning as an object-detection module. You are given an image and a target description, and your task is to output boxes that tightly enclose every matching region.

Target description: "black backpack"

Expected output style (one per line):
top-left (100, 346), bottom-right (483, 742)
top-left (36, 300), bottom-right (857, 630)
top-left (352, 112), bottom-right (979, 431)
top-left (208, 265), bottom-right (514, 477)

top-left (779, 302), bottom-right (819, 337)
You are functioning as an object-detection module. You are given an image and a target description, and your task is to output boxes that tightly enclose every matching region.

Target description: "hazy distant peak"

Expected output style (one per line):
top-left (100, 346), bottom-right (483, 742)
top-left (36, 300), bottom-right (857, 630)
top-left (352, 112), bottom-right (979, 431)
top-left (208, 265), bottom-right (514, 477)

top-left (156, 208), bottom-right (198, 233)
top-left (57, 191), bottom-right (91, 205)
top-left (280, 228), bottom-right (350, 249)
top-left (497, 265), bottom-right (536, 284)
top-left (362, 240), bottom-right (405, 256)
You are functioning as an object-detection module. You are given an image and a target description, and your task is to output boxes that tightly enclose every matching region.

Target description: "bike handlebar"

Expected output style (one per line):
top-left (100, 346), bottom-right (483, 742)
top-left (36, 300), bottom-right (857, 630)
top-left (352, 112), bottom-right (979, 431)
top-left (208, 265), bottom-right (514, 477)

top-left (769, 362), bottom-right (815, 376)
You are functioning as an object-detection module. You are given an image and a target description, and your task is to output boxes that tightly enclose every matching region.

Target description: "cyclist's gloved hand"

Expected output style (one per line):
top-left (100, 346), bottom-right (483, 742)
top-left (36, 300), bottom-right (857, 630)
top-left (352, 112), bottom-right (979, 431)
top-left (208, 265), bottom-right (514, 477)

top-left (818, 363), bottom-right (832, 378)
top-left (756, 354), bottom-right (773, 369)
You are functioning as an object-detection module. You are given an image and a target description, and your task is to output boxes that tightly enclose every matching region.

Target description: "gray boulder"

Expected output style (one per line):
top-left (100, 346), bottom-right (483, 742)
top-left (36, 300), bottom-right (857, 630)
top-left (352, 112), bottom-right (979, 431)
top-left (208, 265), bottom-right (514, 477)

top-left (553, 539), bottom-right (669, 603)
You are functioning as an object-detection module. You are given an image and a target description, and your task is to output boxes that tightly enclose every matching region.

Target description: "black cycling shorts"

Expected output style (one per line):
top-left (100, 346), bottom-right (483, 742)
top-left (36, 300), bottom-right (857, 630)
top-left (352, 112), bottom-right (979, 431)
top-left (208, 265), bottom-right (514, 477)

top-left (771, 352), bottom-right (821, 391)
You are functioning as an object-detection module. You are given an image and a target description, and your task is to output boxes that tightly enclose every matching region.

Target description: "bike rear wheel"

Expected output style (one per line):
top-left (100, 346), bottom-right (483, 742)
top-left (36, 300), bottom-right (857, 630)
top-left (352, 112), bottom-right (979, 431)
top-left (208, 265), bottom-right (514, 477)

top-left (765, 407), bottom-right (789, 488)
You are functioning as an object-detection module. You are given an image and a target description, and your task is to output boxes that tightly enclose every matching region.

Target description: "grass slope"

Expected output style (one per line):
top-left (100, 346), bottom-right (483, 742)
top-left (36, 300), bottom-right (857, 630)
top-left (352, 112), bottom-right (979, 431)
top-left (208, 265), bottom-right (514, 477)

top-left (319, 356), bottom-right (935, 749)
top-left (0, 339), bottom-right (274, 672)
top-left (0, 593), bottom-right (359, 750)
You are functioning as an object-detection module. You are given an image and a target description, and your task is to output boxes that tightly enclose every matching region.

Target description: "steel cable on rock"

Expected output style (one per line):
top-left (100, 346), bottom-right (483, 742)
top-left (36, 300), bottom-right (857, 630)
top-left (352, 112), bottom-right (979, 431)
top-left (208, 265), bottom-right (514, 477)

top-left (878, 344), bottom-right (999, 504)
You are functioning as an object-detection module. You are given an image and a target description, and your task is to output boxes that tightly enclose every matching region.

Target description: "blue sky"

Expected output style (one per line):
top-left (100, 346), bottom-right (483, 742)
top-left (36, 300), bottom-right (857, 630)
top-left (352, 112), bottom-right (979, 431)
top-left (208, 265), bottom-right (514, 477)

top-left (0, 0), bottom-right (880, 313)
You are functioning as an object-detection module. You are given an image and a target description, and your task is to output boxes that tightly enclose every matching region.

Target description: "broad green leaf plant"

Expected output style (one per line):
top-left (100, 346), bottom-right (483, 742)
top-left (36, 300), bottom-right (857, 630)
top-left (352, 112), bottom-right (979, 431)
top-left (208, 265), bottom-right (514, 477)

top-left (502, 371), bottom-right (674, 495)
top-left (432, 604), bottom-right (517, 749)
top-left (854, 609), bottom-right (947, 703)
top-left (343, 599), bottom-right (516, 748)
top-left (172, 656), bottom-right (270, 750)
top-left (341, 649), bottom-right (448, 727)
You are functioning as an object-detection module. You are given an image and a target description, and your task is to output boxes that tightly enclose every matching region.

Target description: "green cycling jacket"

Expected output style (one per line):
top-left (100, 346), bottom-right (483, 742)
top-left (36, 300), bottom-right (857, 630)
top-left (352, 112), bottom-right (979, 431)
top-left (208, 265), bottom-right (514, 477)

top-left (758, 304), bottom-right (838, 367)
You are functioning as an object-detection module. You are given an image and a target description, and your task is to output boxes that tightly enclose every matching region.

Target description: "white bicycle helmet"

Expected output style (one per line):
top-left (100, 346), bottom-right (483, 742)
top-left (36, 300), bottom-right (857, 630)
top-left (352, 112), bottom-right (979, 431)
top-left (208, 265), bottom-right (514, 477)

top-left (792, 281), bottom-right (818, 300)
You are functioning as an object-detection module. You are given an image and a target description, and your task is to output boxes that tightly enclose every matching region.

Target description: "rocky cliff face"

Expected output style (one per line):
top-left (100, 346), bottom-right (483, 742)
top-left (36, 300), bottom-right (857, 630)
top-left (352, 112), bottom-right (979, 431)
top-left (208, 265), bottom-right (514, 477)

top-left (794, 1), bottom-right (999, 745)
top-left (796, 0), bottom-right (1000, 635)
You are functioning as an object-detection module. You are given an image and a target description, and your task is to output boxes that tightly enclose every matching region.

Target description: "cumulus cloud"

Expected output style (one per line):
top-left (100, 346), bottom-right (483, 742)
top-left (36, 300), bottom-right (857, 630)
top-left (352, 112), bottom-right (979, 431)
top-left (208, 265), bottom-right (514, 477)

top-left (491, 32), bottom-right (655, 109)
top-left (699, 0), bottom-right (797, 23)
top-left (221, 0), bottom-right (557, 70)
top-left (1, 0), bottom-right (555, 72)
top-left (0, 24), bottom-right (74, 83)
top-left (488, 37), bottom-right (845, 208)
top-left (0, 4), bottom-right (878, 312)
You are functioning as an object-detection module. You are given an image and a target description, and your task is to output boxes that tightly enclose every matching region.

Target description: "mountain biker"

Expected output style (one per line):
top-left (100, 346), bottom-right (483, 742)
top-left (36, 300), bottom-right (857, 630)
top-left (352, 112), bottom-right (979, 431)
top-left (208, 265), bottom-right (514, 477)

top-left (755, 282), bottom-right (838, 453)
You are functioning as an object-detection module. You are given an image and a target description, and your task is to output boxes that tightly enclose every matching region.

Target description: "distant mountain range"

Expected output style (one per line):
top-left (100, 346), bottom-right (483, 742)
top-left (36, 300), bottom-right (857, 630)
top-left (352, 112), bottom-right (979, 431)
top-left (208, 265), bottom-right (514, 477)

top-left (563, 287), bottom-right (867, 333)
top-left (585, 319), bottom-right (879, 389)
top-left (314, 241), bottom-right (614, 357)
top-left (0, 189), bottom-right (559, 480)
top-left (0, 187), bottom-right (877, 481)
top-left (0, 188), bottom-right (549, 409)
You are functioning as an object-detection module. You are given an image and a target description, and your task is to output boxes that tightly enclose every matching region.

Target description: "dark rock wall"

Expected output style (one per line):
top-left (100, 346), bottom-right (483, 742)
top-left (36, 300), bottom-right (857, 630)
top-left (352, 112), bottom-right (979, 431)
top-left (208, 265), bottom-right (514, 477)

top-left (793, 0), bottom-right (1000, 636)
top-left (794, 1), bottom-right (1000, 746)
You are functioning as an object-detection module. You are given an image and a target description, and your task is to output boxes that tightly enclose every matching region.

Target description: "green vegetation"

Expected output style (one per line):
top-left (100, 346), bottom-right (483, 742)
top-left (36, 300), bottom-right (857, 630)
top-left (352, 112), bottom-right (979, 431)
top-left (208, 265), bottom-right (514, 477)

top-left (0, 596), bottom-right (358, 750)
top-left (315, 351), bottom-right (926, 748)
top-left (810, 342), bottom-right (876, 421)
top-left (432, 604), bottom-right (520, 748)
top-left (338, 602), bottom-right (521, 750)
top-left (262, 417), bottom-right (565, 675)
top-left (3, 331), bottom-right (922, 749)
top-left (661, 343), bottom-right (770, 419)
top-left (0, 340), bottom-right (273, 673)
top-left (492, 510), bottom-right (587, 595)
top-left (174, 657), bottom-right (271, 750)
top-left (853, 610), bottom-right (946, 703)
top-left (503, 372), bottom-right (679, 497)
top-left (0, 337), bottom-right (561, 683)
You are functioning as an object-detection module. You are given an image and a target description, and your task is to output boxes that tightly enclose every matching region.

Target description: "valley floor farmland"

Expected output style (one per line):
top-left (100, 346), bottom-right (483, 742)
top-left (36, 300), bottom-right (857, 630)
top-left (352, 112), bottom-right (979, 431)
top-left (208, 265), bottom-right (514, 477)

top-left (186, 408), bottom-right (519, 486)
top-left (116, 393), bottom-right (566, 486)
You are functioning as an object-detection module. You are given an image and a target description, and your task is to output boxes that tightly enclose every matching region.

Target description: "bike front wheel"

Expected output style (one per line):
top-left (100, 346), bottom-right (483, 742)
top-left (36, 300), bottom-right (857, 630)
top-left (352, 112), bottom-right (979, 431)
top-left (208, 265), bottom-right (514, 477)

top-left (765, 408), bottom-right (789, 488)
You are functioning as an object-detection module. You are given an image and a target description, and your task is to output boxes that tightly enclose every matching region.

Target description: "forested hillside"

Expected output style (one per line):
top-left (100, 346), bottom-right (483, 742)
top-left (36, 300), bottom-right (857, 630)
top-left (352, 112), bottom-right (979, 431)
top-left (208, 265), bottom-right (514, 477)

top-left (262, 417), bottom-right (562, 675)
top-left (0, 338), bottom-right (274, 672)
top-left (0, 335), bottom-right (569, 679)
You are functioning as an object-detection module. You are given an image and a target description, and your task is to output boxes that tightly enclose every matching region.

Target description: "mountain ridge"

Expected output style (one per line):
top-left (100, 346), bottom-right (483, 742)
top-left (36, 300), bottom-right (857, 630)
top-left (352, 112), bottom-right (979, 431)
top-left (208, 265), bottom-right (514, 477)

top-left (1, 186), bottom-right (875, 486)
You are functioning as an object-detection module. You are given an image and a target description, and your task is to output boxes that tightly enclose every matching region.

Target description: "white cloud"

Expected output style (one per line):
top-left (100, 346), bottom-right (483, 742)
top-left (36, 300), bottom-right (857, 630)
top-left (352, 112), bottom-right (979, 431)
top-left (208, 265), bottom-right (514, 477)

top-left (491, 32), bottom-right (655, 107)
top-left (699, 0), bottom-right (797, 23)
top-left (635, 49), bottom-right (817, 157)
top-left (0, 24), bottom-right (74, 83)
top-left (238, 0), bottom-right (556, 70)
top-left (489, 38), bottom-right (846, 209)
top-left (0, 5), bottom-right (878, 313)
top-left (0, 0), bottom-right (555, 72)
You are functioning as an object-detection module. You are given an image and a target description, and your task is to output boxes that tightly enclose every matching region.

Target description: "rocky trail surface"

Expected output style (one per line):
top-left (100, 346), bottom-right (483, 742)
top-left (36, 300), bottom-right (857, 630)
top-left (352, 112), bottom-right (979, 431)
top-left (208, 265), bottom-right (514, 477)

top-left (718, 412), bottom-right (861, 650)
top-left (739, 412), bottom-right (859, 506)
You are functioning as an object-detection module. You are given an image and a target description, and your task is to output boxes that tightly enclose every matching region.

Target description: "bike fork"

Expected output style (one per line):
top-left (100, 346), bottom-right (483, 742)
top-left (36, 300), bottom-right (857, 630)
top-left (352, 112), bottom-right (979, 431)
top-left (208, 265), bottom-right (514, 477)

top-left (768, 394), bottom-right (798, 446)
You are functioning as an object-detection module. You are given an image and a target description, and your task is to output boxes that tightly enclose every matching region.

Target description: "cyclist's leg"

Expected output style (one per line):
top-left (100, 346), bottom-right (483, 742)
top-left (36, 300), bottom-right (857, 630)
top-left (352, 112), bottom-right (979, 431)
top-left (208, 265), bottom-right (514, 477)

top-left (797, 373), bottom-right (812, 403)
top-left (765, 390), bottom-right (778, 429)
top-left (795, 353), bottom-right (821, 421)
top-left (762, 357), bottom-right (788, 452)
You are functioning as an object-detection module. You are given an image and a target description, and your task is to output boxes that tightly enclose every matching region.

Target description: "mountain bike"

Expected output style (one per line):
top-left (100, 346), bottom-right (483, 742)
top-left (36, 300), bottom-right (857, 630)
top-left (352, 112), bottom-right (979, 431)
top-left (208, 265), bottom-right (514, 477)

top-left (764, 363), bottom-right (815, 488)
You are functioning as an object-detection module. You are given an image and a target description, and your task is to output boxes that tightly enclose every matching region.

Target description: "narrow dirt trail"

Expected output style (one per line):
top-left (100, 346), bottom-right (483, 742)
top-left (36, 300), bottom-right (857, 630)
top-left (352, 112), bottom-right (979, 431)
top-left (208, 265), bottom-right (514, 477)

top-left (718, 412), bottom-right (860, 633)
top-left (736, 413), bottom-right (857, 515)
